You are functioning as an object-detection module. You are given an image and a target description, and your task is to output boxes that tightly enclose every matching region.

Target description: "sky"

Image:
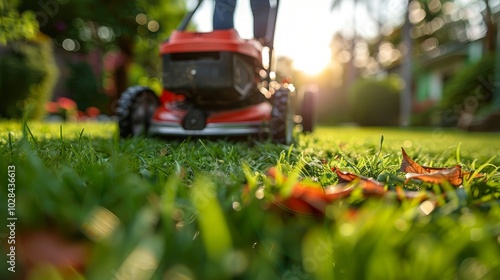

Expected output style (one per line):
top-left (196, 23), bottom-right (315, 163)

top-left (188, 0), bottom-right (339, 75)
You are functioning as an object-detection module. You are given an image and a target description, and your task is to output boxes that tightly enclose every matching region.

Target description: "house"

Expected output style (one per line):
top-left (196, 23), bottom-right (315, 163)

top-left (415, 39), bottom-right (483, 104)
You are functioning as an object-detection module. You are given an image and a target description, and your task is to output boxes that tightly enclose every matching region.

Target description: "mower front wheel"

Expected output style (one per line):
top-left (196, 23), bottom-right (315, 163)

top-left (270, 88), bottom-right (294, 145)
top-left (116, 86), bottom-right (159, 138)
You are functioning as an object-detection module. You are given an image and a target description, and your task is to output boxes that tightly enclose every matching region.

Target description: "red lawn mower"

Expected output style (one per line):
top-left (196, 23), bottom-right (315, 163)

top-left (116, 0), bottom-right (315, 144)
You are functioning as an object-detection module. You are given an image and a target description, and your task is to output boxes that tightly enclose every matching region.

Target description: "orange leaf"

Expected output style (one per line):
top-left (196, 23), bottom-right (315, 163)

top-left (325, 181), bottom-right (387, 198)
top-left (404, 165), bottom-right (464, 186)
top-left (324, 183), bottom-right (355, 200)
top-left (399, 148), bottom-right (475, 186)
top-left (266, 167), bottom-right (331, 216)
top-left (400, 147), bottom-right (449, 174)
top-left (329, 168), bottom-right (387, 199)
top-left (332, 167), bottom-right (385, 190)
top-left (360, 180), bottom-right (387, 197)
top-left (288, 184), bottom-right (331, 215)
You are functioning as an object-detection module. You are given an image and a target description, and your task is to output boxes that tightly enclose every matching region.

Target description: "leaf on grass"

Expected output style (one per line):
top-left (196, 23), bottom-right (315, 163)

top-left (324, 183), bottom-right (354, 200)
top-left (266, 167), bottom-right (331, 216)
top-left (404, 165), bottom-right (464, 186)
top-left (282, 180), bottom-right (385, 216)
top-left (325, 167), bottom-right (387, 199)
top-left (400, 148), bottom-right (481, 186)
top-left (400, 147), bottom-right (449, 174)
top-left (331, 167), bottom-right (385, 190)
top-left (287, 184), bottom-right (333, 215)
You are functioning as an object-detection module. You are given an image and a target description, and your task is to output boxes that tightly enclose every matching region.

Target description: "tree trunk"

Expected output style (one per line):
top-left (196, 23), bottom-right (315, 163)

top-left (483, 0), bottom-right (496, 53)
top-left (400, 0), bottom-right (412, 126)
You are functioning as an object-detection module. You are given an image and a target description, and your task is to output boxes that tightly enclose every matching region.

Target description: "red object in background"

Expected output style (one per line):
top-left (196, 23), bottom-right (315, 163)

top-left (45, 102), bottom-right (59, 114)
top-left (57, 97), bottom-right (77, 110)
top-left (85, 107), bottom-right (101, 118)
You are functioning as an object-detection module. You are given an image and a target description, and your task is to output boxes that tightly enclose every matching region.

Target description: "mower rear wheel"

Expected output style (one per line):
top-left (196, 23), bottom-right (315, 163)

top-left (116, 86), bottom-right (159, 138)
top-left (270, 88), bottom-right (294, 144)
top-left (301, 90), bottom-right (316, 133)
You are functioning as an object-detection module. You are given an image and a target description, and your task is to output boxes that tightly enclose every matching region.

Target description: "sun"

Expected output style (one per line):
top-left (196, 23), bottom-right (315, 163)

top-left (291, 48), bottom-right (331, 76)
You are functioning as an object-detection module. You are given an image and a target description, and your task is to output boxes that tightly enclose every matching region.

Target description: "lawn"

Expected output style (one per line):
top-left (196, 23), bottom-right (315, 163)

top-left (1, 121), bottom-right (500, 279)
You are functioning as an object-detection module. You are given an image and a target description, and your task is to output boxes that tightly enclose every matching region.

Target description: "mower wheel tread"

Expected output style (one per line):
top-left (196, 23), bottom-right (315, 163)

top-left (116, 86), bottom-right (159, 138)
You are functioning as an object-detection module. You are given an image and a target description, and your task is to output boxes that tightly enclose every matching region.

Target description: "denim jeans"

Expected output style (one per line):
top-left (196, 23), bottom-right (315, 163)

top-left (213, 0), bottom-right (270, 39)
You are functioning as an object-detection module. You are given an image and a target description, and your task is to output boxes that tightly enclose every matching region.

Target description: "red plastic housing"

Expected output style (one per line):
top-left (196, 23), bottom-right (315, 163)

top-left (159, 29), bottom-right (264, 109)
top-left (160, 29), bottom-right (262, 63)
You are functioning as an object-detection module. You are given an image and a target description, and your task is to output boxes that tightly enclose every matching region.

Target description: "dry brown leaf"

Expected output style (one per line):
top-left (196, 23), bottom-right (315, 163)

top-left (404, 165), bottom-right (464, 186)
top-left (266, 167), bottom-right (332, 215)
top-left (324, 183), bottom-right (355, 200)
top-left (332, 167), bottom-right (385, 189)
top-left (330, 167), bottom-right (387, 198)
top-left (400, 148), bottom-right (476, 186)
top-left (400, 147), bottom-right (449, 174)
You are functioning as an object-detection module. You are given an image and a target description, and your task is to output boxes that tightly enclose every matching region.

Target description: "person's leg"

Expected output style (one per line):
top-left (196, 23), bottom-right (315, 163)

top-left (213, 0), bottom-right (237, 30)
top-left (250, 0), bottom-right (270, 40)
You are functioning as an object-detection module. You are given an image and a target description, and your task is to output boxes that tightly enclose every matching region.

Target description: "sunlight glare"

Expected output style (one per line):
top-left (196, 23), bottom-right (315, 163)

top-left (292, 46), bottom-right (331, 76)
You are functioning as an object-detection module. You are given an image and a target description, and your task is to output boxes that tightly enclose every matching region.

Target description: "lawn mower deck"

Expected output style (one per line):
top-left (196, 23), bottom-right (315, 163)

top-left (149, 100), bottom-right (272, 137)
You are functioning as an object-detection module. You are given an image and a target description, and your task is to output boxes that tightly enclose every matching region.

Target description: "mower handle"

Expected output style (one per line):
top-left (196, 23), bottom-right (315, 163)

top-left (177, 0), bottom-right (205, 31)
top-left (176, 0), bottom-right (280, 50)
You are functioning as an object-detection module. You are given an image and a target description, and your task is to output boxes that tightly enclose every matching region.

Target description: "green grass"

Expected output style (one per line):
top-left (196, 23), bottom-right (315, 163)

top-left (1, 122), bottom-right (499, 279)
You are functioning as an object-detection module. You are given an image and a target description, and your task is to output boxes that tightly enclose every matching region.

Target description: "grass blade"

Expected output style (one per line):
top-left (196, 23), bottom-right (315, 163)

top-left (191, 176), bottom-right (232, 262)
top-left (8, 132), bottom-right (14, 155)
top-left (456, 142), bottom-right (462, 164)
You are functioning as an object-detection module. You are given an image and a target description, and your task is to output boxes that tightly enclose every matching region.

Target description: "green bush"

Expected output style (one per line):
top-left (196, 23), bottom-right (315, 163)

top-left (349, 76), bottom-right (401, 126)
top-left (0, 36), bottom-right (58, 119)
top-left (410, 105), bottom-right (439, 126)
top-left (0, 5), bottom-right (39, 44)
top-left (66, 62), bottom-right (108, 112)
top-left (440, 53), bottom-right (495, 126)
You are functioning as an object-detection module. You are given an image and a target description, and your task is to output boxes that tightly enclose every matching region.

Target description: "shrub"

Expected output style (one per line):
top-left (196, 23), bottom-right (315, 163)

top-left (0, 36), bottom-right (58, 119)
top-left (348, 76), bottom-right (401, 126)
top-left (440, 53), bottom-right (495, 126)
top-left (65, 62), bottom-right (109, 113)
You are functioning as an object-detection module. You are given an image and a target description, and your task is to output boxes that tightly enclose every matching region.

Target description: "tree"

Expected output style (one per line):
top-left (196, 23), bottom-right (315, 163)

top-left (18, 0), bottom-right (185, 111)
top-left (330, 0), bottom-right (412, 125)
top-left (0, 0), bottom-right (39, 44)
top-left (400, 0), bottom-right (412, 126)
top-left (331, 0), bottom-right (500, 125)
top-left (330, 0), bottom-right (360, 89)
top-left (0, 1), bottom-right (59, 120)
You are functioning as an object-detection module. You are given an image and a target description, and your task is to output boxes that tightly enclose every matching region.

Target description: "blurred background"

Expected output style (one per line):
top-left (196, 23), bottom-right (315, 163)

top-left (1, 0), bottom-right (500, 130)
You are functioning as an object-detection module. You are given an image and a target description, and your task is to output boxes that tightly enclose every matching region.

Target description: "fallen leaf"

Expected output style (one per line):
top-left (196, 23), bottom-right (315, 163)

top-left (266, 167), bottom-right (386, 216)
top-left (266, 167), bottom-right (331, 216)
top-left (331, 167), bottom-right (386, 190)
top-left (404, 165), bottom-right (464, 186)
top-left (288, 184), bottom-right (332, 215)
top-left (324, 183), bottom-right (354, 200)
top-left (400, 147), bottom-right (449, 174)
top-left (400, 148), bottom-right (477, 187)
